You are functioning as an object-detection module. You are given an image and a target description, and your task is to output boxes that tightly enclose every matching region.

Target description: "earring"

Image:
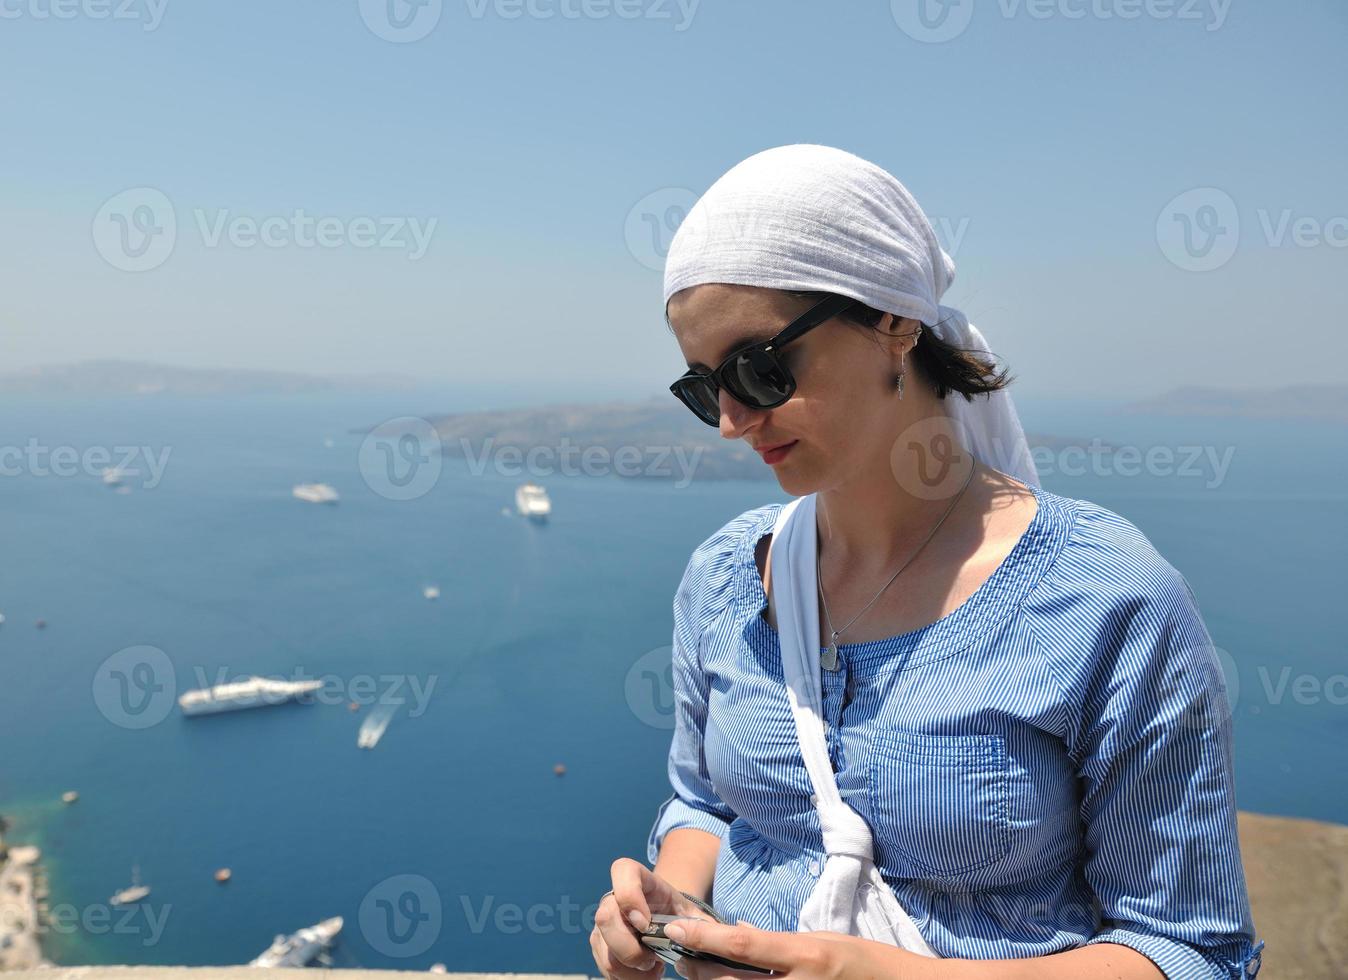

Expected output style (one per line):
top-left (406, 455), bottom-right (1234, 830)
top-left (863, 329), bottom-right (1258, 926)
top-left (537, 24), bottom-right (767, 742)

top-left (896, 351), bottom-right (907, 399)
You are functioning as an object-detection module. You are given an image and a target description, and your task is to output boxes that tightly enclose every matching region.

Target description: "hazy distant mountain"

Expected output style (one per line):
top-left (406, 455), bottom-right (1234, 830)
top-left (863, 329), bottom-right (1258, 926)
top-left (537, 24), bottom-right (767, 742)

top-left (1125, 384), bottom-right (1348, 423)
top-left (402, 397), bottom-right (1108, 483)
top-left (0, 360), bottom-right (421, 396)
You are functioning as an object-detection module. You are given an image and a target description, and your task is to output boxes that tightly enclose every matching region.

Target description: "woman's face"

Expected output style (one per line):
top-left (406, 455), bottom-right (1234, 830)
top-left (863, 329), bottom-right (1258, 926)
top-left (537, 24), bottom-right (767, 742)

top-left (667, 283), bottom-right (923, 496)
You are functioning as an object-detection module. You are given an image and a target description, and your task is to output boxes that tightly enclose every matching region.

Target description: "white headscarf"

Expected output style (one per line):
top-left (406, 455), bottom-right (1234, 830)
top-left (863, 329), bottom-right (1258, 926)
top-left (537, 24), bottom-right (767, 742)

top-left (662, 143), bottom-right (1038, 487)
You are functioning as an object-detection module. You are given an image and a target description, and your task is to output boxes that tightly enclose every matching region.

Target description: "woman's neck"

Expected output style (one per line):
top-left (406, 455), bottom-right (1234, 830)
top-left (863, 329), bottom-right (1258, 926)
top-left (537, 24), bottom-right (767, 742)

top-left (813, 412), bottom-right (986, 574)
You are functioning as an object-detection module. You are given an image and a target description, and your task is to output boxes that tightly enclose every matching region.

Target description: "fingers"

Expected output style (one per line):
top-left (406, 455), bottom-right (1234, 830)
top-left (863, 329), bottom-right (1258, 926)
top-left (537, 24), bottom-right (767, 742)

top-left (661, 918), bottom-right (796, 974)
top-left (610, 857), bottom-right (656, 931)
top-left (590, 924), bottom-right (666, 980)
top-left (597, 866), bottom-right (662, 974)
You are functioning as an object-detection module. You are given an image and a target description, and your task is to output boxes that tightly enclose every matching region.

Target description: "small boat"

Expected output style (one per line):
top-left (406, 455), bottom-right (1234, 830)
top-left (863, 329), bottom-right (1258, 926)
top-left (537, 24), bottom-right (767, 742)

top-left (248, 916), bottom-right (343, 968)
top-left (178, 676), bottom-right (324, 716)
top-left (514, 482), bottom-right (551, 521)
top-left (423, 585), bottom-right (440, 600)
top-left (102, 467), bottom-right (124, 487)
top-left (215, 868), bottom-right (232, 884)
top-left (61, 790), bottom-right (79, 805)
top-left (357, 704), bottom-right (396, 749)
top-left (292, 483), bottom-right (339, 504)
top-left (110, 865), bottom-right (151, 906)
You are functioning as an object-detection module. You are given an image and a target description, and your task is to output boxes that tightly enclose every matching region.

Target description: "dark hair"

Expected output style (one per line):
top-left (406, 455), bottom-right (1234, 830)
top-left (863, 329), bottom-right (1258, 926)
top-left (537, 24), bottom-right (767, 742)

top-left (784, 290), bottom-right (1015, 401)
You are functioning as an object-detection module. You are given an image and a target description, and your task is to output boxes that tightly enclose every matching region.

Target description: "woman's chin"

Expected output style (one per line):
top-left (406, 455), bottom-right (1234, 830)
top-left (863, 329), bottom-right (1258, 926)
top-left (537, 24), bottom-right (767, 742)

top-left (770, 460), bottom-right (816, 497)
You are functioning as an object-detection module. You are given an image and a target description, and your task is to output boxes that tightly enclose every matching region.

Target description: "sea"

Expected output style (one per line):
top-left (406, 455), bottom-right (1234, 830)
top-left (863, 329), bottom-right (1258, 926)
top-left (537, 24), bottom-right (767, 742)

top-left (0, 391), bottom-right (1343, 972)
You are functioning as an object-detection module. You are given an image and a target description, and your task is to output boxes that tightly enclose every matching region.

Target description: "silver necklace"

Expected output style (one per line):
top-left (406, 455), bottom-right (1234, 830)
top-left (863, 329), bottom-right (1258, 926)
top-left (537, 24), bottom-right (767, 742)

top-left (816, 453), bottom-right (978, 671)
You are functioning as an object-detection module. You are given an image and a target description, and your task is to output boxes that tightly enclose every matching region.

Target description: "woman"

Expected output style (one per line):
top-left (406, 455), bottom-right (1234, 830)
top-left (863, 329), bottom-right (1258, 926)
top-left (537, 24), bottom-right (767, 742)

top-left (590, 145), bottom-right (1262, 979)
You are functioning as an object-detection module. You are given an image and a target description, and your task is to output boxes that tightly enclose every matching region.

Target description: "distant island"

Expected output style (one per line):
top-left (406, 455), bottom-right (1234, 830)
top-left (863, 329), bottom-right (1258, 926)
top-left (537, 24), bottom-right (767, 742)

top-left (1125, 384), bottom-right (1348, 423)
top-left (384, 396), bottom-right (1112, 484)
top-left (0, 360), bottom-right (421, 396)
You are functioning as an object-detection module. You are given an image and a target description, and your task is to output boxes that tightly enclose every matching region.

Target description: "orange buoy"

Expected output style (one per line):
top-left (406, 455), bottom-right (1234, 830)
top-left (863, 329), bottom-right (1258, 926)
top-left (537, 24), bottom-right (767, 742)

top-left (553, 763), bottom-right (567, 776)
top-left (214, 868), bottom-right (232, 884)
top-left (348, 702), bottom-right (360, 712)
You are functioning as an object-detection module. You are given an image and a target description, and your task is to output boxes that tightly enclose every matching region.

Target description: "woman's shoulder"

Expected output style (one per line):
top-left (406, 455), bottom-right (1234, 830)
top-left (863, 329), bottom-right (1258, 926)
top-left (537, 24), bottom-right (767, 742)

top-left (1023, 489), bottom-right (1226, 759)
top-left (1030, 487), bottom-right (1197, 608)
top-left (676, 501), bottom-right (784, 606)
top-left (1023, 489), bottom-right (1213, 690)
top-left (685, 500), bottom-right (783, 570)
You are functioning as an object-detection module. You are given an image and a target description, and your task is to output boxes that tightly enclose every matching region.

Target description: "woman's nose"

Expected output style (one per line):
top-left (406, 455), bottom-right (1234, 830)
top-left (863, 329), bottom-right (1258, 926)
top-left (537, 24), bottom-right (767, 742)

top-left (718, 388), bottom-right (764, 439)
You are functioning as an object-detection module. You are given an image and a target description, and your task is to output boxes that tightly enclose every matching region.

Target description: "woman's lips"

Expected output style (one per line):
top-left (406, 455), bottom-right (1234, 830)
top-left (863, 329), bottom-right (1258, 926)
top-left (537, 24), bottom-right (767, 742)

top-left (758, 440), bottom-right (798, 464)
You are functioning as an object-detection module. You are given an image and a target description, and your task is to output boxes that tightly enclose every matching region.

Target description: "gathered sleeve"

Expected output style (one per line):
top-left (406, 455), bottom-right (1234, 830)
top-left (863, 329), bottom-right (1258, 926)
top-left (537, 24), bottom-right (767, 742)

top-left (645, 519), bottom-right (746, 866)
top-left (1039, 507), bottom-right (1264, 979)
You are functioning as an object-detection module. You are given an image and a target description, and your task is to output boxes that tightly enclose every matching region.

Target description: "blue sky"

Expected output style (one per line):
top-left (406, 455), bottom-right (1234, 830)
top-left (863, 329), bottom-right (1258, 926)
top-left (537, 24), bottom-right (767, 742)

top-left (1, 0), bottom-right (1344, 399)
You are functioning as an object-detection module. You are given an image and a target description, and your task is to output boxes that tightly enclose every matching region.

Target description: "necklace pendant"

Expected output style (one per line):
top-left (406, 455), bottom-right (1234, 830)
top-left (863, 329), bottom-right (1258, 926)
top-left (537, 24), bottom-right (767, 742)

top-left (821, 641), bottom-right (840, 672)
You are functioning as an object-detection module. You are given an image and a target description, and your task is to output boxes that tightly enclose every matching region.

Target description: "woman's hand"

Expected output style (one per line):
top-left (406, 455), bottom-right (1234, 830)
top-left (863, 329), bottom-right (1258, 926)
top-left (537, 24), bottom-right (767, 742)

top-left (660, 917), bottom-right (934, 980)
top-left (590, 857), bottom-right (719, 980)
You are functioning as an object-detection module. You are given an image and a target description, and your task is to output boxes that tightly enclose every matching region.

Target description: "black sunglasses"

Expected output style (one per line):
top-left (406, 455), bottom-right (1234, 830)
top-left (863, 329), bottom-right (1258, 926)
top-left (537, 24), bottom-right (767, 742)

top-left (669, 293), bottom-right (859, 427)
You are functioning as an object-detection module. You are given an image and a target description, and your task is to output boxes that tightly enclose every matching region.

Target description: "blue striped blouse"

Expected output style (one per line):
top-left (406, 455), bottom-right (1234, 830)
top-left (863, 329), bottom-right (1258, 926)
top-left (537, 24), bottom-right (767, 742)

top-left (647, 482), bottom-right (1264, 979)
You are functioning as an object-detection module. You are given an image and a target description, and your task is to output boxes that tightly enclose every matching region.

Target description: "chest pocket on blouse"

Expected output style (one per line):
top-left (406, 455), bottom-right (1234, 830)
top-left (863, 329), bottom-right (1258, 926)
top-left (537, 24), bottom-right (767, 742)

top-left (865, 729), bottom-right (1010, 879)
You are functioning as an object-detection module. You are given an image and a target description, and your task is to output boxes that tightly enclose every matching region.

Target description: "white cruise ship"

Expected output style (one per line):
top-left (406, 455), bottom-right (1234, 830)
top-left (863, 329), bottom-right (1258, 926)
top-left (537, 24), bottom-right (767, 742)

top-left (178, 676), bottom-right (324, 716)
top-left (292, 482), bottom-right (339, 504)
top-left (514, 482), bottom-right (551, 521)
top-left (249, 916), bottom-right (343, 968)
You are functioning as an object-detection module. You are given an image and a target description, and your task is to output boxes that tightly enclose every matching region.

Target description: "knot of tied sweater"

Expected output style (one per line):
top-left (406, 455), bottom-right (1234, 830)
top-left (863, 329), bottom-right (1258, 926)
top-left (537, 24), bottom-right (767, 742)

top-left (818, 802), bottom-right (876, 862)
